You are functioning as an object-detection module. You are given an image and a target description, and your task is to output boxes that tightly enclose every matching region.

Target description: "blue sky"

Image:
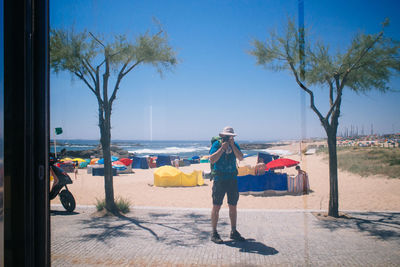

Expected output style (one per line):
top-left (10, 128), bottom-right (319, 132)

top-left (50, 0), bottom-right (400, 141)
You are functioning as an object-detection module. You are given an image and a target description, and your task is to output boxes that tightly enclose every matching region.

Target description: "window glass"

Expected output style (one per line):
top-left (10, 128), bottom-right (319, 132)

top-left (50, 1), bottom-right (400, 265)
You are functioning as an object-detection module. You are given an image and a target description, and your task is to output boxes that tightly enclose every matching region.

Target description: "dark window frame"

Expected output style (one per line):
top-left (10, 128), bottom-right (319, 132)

top-left (4, 0), bottom-right (50, 265)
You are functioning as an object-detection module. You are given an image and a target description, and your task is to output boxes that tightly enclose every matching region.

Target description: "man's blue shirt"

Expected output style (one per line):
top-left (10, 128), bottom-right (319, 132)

top-left (209, 140), bottom-right (241, 180)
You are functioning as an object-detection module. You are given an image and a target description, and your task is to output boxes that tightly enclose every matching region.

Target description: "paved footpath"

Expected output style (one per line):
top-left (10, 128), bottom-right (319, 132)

top-left (51, 205), bottom-right (400, 266)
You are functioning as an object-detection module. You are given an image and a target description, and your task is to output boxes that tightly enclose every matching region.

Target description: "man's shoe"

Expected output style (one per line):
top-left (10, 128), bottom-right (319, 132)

top-left (230, 230), bottom-right (246, 241)
top-left (211, 232), bottom-right (224, 244)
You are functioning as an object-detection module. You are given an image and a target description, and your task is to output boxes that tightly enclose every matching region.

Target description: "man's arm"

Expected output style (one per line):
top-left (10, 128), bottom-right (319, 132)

top-left (210, 142), bottom-right (228, 164)
top-left (229, 138), bottom-right (243, 161)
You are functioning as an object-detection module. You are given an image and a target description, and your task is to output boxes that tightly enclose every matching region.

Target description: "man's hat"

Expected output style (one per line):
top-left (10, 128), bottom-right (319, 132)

top-left (219, 126), bottom-right (237, 137)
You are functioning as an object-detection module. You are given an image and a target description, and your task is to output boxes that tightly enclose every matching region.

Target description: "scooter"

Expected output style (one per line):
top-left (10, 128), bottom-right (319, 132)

top-left (50, 158), bottom-right (76, 212)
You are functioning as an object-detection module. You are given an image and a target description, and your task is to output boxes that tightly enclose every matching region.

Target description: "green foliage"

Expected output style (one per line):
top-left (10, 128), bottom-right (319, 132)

top-left (50, 29), bottom-right (98, 74)
top-left (115, 196), bottom-right (131, 214)
top-left (320, 147), bottom-right (400, 178)
top-left (249, 19), bottom-right (400, 94)
top-left (95, 197), bottom-right (106, 211)
top-left (50, 25), bottom-right (178, 79)
top-left (95, 196), bottom-right (131, 214)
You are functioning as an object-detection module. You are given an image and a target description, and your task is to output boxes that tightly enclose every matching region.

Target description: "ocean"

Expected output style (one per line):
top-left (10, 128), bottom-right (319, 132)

top-left (50, 139), bottom-right (291, 158)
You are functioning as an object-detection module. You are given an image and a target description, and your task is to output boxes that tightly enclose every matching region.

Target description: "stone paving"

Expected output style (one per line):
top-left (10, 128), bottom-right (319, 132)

top-left (51, 205), bottom-right (400, 266)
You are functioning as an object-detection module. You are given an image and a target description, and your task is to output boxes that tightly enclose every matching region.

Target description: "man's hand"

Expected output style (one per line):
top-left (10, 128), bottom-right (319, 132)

top-left (228, 137), bottom-right (235, 146)
top-left (221, 141), bottom-right (229, 151)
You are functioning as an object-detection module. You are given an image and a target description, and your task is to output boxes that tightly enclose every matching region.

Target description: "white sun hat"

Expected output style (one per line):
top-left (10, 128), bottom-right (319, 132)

top-left (219, 126), bottom-right (237, 137)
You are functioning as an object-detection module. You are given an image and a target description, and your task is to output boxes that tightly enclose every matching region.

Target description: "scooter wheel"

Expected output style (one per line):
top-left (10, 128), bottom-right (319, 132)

top-left (59, 189), bottom-right (76, 212)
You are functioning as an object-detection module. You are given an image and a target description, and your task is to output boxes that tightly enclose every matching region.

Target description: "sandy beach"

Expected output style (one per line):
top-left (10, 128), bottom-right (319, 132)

top-left (51, 142), bottom-right (400, 211)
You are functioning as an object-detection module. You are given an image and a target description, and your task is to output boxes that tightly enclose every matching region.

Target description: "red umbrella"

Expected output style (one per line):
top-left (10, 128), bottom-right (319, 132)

top-left (119, 158), bottom-right (133, 166)
top-left (112, 160), bottom-right (125, 166)
top-left (266, 158), bottom-right (299, 171)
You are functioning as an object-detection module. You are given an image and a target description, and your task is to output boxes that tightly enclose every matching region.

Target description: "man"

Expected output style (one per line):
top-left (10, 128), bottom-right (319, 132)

top-left (295, 165), bottom-right (310, 194)
top-left (209, 126), bottom-right (245, 244)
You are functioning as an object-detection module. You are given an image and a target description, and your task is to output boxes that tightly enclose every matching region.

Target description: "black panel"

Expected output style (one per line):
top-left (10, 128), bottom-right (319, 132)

top-left (4, 0), bottom-right (50, 265)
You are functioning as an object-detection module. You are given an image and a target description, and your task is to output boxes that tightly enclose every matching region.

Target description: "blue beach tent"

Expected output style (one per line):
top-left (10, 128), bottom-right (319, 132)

top-left (189, 155), bottom-right (200, 164)
top-left (257, 152), bottom-right (278, 164)
top-left (238, 172), bottom-right (288, 193)
top-left (156, 155), bottom-right (172, 167)
top-left (131, 156), bottom-right (149, 169)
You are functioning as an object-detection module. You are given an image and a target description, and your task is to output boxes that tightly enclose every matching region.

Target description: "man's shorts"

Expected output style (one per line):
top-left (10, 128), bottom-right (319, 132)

top-left (212, 178), bottom-right (239, 206)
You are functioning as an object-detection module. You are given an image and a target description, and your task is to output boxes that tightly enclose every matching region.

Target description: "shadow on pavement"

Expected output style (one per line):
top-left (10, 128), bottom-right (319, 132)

top-left (77, 210), bottom-right (229, 247)
top-left (224, 239), bottom-right (279, 256)
top-left (316, 212), bottom-right (400, 243)
top-left (246, 189), bottom-right (314, 198)
top-left (78, 214), bottom-right (159, 244)
top-left (50, 210), bottom-right (80, 216)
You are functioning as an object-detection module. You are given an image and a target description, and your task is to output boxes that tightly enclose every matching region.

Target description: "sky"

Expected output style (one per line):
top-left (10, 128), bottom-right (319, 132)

top-left (50, 0), bottom-right (400, 141)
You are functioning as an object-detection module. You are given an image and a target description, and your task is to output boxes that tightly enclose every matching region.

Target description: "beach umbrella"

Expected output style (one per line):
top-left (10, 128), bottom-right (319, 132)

top-left (90, 158), bottom-right (100, 165)
top-left (79, 162), bottom-right (89, 168)
top-left (97, 156), bottom-right (119, 164)
top-left (266, 158), bottom-right (299, 171)
top-left (112, 160), bottom-right (124, 166)
top-left (119, 158), bottom-right (133, 166)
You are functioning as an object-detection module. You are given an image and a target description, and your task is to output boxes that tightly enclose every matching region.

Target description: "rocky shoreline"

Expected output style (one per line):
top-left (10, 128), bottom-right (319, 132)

top-left (238, 142), bottom-right (286, 150)
top-left (61, 142), bottom-right (286, 159)
top-left (64, 145), bottom-right (130, 159)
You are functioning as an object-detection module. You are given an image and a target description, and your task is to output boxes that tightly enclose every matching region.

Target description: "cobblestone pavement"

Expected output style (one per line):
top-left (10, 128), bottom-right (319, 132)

top-left (51, 206), bottom-right (400, 266)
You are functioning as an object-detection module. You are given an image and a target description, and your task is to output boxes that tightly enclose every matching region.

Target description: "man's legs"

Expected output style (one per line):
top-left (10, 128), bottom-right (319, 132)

top-left (211, 205), bottom-right (221, 232)
top-left (228, 204), bottom-right (237, 231)
top-left (227, 180), bottom-right (245, 241)
top-left (211, 204), bottom-right (224, 243)
top-left (211, 179), bottom-right (224, 244)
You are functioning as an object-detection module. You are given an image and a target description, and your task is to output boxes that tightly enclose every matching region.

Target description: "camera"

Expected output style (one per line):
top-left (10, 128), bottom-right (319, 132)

top-left (222, 136), bottom-right (231, 142)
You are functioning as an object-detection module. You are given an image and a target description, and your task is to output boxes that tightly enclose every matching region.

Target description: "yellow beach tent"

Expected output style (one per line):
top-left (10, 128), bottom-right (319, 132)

top-left (60, 157), bottom-right (73, 162)
top-left (72, 158), bottom-right (86, 163)
top-left (154, 166), bottom-right (204, 187)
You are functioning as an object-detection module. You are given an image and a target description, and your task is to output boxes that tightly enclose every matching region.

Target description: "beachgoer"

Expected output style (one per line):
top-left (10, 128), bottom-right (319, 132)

top-left (255, 157), bottom-right (266, 176)
top-left (295, 165), bottom-right (309, 194)
top-left (173, 158), bottom-right (180, 168)
top-left (209, 126), bottom-right (245, 244)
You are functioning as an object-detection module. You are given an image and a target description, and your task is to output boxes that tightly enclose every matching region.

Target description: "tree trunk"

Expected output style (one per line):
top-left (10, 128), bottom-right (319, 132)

top-left (326, 129), bottom-right (339, 217)
top-left (100, 108), bottom-right (116, 212)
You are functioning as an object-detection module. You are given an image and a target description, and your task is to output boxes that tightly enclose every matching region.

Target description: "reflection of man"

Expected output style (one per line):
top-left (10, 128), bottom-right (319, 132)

top-left (295, 165), bottom-right (309, 194)
top-left (209, 126), bottom-right (245, 244)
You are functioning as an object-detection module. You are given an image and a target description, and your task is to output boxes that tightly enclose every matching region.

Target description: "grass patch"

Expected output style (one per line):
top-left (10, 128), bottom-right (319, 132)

top-left (319, 147), bottom-right (400, 178)
top-left (95, 196), bottom-right (131, 214)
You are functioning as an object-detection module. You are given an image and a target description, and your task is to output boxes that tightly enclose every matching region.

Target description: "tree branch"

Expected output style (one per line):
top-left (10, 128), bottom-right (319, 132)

top-left (283, 37), bottom-right (326, 124)
top-left (122, 59), bottom-right (143, 76)
top-left (341, 31), bottom-right (384, 84)
top-left (109, 62), bottom-right (129, 106)
top-left (74, 71), bottom-right (96, 95)
top-left (330, 88), bottom-right (343, 129)
top-left (288, 61), bottom-right (326, 124)
top-left (74, 70), bottom-right (104, 106)
top-left (89, 32), bottom-right (106, 49)
top-left (81, 59), bottom-right (97, 86)
top-left (327, 77), bottom-right (334, 106)
top-left (83, 58), bottom-right (96, 73)
top-left (325, 75), bottom-right (342, 121)
top-left (96, 59), bottom-right (106, 69)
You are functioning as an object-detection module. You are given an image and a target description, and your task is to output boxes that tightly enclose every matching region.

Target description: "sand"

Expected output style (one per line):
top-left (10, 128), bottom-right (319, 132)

top-left (51, 142), bottom-right (400, 211)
